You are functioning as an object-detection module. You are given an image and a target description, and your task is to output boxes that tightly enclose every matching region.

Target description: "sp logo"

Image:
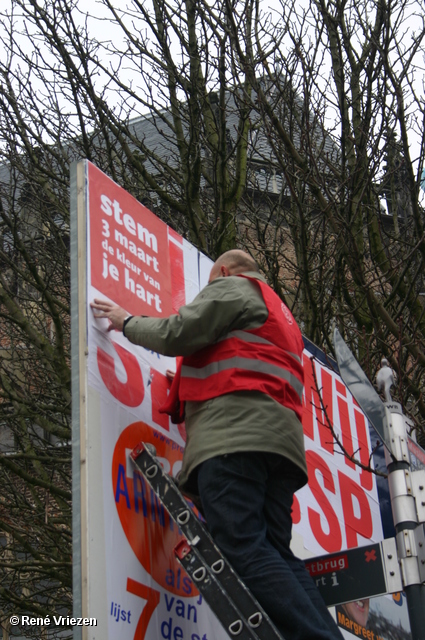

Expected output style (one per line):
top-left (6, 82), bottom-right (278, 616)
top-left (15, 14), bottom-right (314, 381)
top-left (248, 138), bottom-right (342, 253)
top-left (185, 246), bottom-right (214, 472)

top-left (281, 302), bottom-right (293, 325)
top-left (112, 421), bottom-right (196, 597)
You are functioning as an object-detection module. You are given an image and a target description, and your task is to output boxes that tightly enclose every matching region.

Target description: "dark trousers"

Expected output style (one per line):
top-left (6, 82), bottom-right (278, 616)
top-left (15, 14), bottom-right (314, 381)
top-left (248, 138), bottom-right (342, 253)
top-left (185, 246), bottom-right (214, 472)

top-left (197, 452), bottom-right (343, 640)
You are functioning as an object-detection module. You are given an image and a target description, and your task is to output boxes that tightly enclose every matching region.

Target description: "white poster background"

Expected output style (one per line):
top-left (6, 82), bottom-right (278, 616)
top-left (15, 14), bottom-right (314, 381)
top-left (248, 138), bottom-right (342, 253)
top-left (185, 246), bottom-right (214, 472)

top-left (78, 161), bottom-right (408, 640)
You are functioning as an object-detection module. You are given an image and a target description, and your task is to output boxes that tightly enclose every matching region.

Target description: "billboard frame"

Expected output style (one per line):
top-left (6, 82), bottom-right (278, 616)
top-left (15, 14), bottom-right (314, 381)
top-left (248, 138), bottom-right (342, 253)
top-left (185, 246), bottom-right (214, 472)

top-left (71, 160), bottom-right (88, 640)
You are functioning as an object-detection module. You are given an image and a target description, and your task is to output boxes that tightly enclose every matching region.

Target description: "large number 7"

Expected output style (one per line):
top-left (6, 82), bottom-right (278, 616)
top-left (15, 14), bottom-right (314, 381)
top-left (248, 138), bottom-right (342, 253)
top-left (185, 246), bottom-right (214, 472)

top-left (127, 578), bottom-right (160, 639)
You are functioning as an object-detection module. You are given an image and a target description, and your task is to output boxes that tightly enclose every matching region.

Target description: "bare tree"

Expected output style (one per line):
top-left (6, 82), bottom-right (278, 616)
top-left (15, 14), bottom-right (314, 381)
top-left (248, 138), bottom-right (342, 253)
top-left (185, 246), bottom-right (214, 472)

top-left (0, 0), bottom-right (273, 631)
top-left (0, 150), bottom-right (72, 632)
top-left (223, 0), bottom-right (425, 438)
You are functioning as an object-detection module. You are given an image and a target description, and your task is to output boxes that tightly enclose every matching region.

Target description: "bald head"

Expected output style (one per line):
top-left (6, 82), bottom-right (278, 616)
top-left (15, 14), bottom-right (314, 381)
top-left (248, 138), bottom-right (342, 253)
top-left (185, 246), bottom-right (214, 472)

top-left (209, 250), bottom-right (259, 283)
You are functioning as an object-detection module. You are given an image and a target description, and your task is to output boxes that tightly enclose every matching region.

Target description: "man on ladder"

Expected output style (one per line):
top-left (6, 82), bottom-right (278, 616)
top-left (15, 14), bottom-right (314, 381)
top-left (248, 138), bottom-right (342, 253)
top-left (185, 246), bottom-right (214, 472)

top-left (91, 250), bottom-right (343, 640)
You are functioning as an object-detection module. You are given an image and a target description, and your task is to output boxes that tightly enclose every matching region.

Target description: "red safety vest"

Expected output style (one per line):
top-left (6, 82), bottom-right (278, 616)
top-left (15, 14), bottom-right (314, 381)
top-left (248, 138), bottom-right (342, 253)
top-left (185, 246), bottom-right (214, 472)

top-left (160, 275), bottom-right (304, 422)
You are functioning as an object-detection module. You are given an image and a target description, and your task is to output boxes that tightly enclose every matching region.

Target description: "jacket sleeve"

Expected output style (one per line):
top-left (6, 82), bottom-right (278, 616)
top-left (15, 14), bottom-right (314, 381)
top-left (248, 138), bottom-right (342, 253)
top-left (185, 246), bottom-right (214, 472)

top-left (123, 276), bottom-right (266, 357)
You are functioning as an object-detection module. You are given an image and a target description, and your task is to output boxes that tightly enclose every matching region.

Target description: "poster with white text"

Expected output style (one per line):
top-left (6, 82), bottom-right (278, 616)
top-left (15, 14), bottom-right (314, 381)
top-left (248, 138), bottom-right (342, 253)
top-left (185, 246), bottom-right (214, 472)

top-left (72, 160), bottom-right (410, 640)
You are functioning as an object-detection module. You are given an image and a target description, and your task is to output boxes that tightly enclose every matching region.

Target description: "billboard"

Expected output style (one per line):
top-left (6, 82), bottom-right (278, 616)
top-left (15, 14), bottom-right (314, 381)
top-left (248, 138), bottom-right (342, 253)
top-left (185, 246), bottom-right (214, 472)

top-left (71, 160), bottom-right (409, 640)
top-left (292, 351), bottom-right (382, 556)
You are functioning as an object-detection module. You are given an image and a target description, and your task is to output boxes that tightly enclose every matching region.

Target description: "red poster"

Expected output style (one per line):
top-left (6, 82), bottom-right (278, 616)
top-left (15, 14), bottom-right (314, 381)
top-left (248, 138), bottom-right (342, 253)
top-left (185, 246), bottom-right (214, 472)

top-left (89, 163), bottom-right (172, 317)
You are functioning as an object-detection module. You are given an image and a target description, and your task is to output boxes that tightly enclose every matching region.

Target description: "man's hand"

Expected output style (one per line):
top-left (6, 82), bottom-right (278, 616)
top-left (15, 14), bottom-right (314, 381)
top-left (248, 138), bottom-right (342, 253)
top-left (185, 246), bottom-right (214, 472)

top-left (90, 299), bottom-right (129, 332)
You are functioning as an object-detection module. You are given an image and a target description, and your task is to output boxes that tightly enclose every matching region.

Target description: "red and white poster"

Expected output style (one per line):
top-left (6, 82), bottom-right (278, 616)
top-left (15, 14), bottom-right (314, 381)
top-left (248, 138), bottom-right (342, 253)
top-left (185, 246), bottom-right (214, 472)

top-left (72, 160), bottom-right (409, 640)
top-left (292, 354), bottom-right (382, 555)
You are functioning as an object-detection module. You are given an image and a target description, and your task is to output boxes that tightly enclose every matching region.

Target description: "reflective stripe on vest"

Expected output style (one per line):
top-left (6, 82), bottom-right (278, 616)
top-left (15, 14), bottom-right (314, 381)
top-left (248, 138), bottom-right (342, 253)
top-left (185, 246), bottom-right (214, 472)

top-left (216, 329), bottom-right (302, 363)
top-left (181, 355), bottom-right (303, 401)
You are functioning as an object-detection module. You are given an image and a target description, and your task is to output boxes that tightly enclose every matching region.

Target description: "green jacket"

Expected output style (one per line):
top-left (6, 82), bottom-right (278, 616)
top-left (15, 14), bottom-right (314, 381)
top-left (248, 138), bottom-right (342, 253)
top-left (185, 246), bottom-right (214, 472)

top-left (124, 272), bottom-right (308, 493)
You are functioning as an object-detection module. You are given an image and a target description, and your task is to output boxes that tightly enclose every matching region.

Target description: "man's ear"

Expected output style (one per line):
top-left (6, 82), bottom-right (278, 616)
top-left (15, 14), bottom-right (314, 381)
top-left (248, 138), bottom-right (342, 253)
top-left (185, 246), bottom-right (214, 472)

top-left (221, 265), bottom-right (230, 277)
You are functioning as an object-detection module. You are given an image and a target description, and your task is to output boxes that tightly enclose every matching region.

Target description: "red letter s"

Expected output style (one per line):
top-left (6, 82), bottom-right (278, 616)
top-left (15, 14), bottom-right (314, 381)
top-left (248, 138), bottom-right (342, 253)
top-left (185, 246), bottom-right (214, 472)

top-left (306, 450), bottom-right (342, 553)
